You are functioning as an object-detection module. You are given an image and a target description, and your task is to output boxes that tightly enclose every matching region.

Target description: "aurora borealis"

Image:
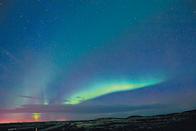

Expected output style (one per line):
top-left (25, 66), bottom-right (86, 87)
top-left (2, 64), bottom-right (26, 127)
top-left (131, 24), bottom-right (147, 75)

top-left (0, 0), bottom-right (196, 123)
top-left (66, 77), bottom-right (165, 105)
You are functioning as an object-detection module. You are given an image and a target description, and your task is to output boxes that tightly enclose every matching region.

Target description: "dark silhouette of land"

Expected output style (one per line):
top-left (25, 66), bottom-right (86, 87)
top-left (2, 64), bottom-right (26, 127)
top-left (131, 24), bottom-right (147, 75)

top-left (0, 109), bottom-right (196, 131)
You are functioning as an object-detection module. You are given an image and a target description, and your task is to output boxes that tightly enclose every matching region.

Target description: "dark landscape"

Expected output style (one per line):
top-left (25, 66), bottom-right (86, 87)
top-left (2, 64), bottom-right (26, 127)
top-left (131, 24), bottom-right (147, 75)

top-left (0, 109), bottom-right (196, 131)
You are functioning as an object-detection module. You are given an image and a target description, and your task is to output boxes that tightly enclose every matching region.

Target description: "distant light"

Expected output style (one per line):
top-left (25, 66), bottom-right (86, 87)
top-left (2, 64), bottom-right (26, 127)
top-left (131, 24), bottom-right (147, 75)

top-left (44, 100), bottom-right (49, 105)
top-left (32, 113), bottom-right (41, 121)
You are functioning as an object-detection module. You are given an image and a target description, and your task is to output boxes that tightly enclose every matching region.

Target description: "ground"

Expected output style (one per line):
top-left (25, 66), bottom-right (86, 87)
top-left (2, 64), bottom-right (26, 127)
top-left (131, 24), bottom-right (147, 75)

top-left (0, 109), bottom-right (196, 131)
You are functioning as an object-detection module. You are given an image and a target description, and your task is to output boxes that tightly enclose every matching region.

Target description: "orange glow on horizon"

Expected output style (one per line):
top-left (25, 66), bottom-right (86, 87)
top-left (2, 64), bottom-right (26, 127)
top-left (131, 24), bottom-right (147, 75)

top-left (0, 119), bottom-right (33, 124)
top-left (0, 113), bottom-right (68, 123)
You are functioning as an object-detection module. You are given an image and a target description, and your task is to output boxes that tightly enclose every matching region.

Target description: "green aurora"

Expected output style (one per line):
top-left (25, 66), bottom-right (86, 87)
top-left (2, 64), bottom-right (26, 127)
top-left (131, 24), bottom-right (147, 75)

top-left (65, 77), bottom-right (165, 105)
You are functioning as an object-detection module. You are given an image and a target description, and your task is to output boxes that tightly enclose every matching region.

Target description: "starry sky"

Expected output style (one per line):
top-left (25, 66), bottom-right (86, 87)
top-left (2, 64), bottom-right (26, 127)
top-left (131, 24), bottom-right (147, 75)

top-left (0, 0), bottom-right (196, 123)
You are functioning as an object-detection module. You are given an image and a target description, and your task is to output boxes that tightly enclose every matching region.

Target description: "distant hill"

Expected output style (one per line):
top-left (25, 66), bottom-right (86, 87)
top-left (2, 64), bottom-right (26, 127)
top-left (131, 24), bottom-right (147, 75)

top-left (1, 109), bottom-right (196, 131)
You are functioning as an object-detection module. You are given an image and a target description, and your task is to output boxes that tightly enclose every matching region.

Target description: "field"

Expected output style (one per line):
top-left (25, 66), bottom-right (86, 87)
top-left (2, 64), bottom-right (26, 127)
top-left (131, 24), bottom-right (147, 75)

top-left (0, 109), bottom-right (196, 131)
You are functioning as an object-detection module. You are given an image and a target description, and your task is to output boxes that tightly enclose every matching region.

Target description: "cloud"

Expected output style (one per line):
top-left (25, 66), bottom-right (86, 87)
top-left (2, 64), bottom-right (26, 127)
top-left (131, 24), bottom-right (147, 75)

top-left (0, 104), bottom-right (164, 114)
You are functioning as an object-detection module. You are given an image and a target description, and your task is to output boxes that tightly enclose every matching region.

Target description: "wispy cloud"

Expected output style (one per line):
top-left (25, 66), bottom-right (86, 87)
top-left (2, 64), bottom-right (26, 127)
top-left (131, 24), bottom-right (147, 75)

top-left (0, 104), bottom-right (164, 114)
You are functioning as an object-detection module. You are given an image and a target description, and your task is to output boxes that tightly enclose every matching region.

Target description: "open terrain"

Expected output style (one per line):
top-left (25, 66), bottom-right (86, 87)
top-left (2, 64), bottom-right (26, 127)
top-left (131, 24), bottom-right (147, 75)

top-left (0, 109), bottom-right (196, 131)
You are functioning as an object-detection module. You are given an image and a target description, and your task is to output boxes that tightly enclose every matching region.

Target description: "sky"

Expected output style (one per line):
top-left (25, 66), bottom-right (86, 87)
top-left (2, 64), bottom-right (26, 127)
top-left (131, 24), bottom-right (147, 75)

top-left (0, 0), bottom-right (196, 123)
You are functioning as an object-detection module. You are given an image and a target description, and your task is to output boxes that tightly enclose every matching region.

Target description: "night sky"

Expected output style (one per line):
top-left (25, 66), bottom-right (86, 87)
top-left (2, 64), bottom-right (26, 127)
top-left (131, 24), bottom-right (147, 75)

top-left (0, 0), bottom-right (196, 123)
